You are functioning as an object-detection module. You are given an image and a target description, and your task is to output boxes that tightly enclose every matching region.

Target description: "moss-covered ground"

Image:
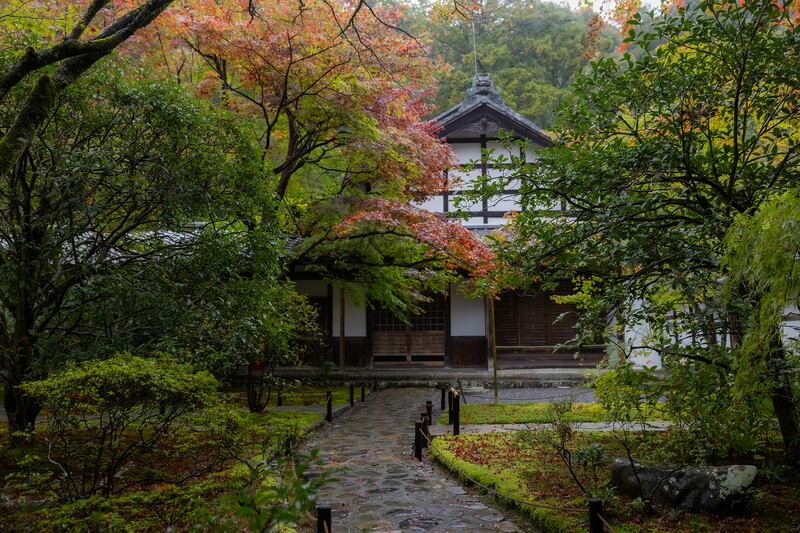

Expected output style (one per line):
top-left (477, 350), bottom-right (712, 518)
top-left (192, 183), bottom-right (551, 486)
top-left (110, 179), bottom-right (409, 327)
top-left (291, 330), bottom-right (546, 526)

top-left (225, 384), bottom-right (352, 407)
top-left (0, 390), bottom-right (330, 531)
top-left (431, 432), bottom-right (800, 533)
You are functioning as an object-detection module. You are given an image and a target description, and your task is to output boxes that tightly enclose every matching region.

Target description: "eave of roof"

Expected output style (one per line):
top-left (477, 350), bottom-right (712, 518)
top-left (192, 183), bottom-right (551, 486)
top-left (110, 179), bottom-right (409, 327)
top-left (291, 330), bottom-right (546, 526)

top-left (432, 74), bottom-right (552, 147)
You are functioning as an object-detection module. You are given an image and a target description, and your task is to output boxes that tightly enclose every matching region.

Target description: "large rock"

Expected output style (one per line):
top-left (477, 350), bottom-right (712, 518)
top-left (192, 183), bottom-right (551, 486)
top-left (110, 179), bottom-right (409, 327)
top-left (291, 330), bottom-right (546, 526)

top-left (610, 458), bottom-right (757, 514)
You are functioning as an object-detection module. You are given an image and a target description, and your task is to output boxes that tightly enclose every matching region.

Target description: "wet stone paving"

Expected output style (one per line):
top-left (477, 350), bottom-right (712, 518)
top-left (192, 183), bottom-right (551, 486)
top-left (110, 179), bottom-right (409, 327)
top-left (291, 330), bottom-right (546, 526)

top-left (304, 387), bottom-right (526, 532)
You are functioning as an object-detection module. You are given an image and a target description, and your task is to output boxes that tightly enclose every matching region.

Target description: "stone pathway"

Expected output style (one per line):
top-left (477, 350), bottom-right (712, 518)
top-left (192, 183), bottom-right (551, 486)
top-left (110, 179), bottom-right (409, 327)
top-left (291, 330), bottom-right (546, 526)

top-left (304, 388), bottom-right (525, 532)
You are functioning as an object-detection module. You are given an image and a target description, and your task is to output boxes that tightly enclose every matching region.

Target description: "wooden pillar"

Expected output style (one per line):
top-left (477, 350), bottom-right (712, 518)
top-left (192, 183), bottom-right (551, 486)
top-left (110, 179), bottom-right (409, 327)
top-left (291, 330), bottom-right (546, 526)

top-left (339, 288), bottom-right (346, 368)
top-left (490, 295), bottom-right (498, 403)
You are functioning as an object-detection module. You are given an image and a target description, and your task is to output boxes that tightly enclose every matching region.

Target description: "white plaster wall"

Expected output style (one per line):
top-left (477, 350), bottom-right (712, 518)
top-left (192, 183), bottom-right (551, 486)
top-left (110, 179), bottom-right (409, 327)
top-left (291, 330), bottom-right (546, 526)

top-left (623, 301), bottom-right (800, 369)
top-left (782, 304), bottom-right (800, 352)
top-left (449, 168), bottom-right (482, 189)
top-left (294, 279), bottom-right (328, 298)
top-left (331, 287), bottom-right (367, 337)
top-left (450, 284), bottom-right (486, 336)
top-left (450, 191), bottom-right (482, 212)
top-left (486, 140), bottom-right (517, 162)
top-left (488, 195), bottom-right (522, 211)
top-left (619, 298), bottom-right (663, 368)
top-left (412, 196), bottom-right (445, 213)
top-left (524, 142), bottom-right (540, 162)
top-left (452, 143), bottom-right (482, 165)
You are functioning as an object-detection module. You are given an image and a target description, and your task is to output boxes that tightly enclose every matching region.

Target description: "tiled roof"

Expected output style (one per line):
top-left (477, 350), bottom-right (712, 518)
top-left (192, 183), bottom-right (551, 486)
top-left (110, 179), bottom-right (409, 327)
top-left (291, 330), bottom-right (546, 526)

top-left (432, 74), bottom-right (551, 146)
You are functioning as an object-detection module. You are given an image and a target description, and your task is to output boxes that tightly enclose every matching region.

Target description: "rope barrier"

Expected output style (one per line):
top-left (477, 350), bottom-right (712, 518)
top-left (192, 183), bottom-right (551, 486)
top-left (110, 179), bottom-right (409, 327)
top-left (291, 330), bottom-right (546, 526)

top-left (598, 512), bottom-right (618, 533)
top-left (416, 392), bottom-right (620, 529)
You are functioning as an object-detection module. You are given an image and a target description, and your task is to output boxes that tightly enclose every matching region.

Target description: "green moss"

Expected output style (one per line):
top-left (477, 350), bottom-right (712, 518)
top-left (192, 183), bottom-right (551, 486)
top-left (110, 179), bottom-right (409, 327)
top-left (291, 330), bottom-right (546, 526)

top-left (245, 409), bottom-right (321, 433)
top-left (1, 405), bottom-right (322, 531)
top-left (430, 436), bottom-right (577, 532)
top-left (437, 402), bottom-right (666, 425)
top-left (226, 385), bottom-right (351, 407)
top-left (431, 432), bottom-right (800, 533)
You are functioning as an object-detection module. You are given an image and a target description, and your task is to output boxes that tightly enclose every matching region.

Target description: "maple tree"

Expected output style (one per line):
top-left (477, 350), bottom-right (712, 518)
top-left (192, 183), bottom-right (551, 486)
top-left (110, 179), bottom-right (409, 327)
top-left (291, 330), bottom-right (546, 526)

top-left (133, 0), bottom-right (494, 305)
top-left (0, 0), bottom-right (496, 442)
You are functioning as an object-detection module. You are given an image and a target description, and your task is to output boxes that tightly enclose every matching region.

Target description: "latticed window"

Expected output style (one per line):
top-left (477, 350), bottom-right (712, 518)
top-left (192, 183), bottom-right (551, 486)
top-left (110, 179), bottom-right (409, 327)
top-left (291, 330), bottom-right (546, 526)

top-left (373, 305), bottom-right (406, 332)
top-left (410, 296), bottom-right (446, 331)
top-left (374, 295), bottom-right (446, 332)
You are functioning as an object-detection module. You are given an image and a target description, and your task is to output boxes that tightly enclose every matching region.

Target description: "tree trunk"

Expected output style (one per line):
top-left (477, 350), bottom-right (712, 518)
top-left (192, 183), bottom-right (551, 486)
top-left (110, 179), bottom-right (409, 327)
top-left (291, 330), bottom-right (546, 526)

top-left (4, 382), bottom-right (41, 447)
top-left (768, 338), bottom-right (800, 456)
top-left (246, 359), bottom-right (268, 413)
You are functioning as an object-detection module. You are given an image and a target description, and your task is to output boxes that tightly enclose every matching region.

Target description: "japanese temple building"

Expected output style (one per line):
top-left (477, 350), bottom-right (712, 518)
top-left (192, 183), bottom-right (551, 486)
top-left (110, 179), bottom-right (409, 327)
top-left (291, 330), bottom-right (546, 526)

top-left (293, 75), bottom-right (605, 369)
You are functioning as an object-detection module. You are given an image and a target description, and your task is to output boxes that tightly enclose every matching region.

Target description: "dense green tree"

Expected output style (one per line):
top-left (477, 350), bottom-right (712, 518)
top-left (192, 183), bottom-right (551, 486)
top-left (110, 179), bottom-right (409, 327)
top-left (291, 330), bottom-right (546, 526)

top-left (497, 0), bottom-right (800, 453)
top-left (400, 0), bottom-right (620, 128)
top-left (0, 65), bottom-right (288, 442)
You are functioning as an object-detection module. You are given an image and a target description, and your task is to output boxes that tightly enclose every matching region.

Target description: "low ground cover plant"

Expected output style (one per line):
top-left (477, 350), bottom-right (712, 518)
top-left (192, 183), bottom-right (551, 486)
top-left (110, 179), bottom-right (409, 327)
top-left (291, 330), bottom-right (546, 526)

top-left (431, 432), bottom-right (800, 533)
top-left (1, 356), bottom-right (329, 531)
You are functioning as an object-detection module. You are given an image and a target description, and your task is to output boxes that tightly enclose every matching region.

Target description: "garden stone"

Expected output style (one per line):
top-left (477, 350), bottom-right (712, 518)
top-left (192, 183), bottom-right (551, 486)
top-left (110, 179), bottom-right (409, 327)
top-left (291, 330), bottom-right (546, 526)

top-left (610, 458), bottom-right (757, 514)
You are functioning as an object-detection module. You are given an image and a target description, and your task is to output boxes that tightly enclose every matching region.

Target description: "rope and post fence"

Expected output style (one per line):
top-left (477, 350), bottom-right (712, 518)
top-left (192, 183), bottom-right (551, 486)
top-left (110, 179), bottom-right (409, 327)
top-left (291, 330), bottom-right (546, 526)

top-left (413, 386), bottom-right (618, 533)
top-left (316, 505), bottom-right (331, 533)
top-left (452, 388), bottom-right (460, 436)
top-left (447, 388), bottom-right (453, 424)
top-left (420, 412), bottom-right (430, 448)
top-left (325, 390), bottom-right (333, 423)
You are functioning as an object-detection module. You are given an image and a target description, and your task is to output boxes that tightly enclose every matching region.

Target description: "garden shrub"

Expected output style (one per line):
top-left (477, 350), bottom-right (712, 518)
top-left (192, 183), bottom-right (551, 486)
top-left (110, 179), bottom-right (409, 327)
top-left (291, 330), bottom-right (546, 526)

top-left (591, 363), bottom-right (660, 430)
top-left (21, 355), bottom-right (218, 500)
top-left (222, 450), bottom-right (334, 532)
top-left (659, 359), bottom-right (775, 464)
top-left (593, 357), bottom-right (775, 464)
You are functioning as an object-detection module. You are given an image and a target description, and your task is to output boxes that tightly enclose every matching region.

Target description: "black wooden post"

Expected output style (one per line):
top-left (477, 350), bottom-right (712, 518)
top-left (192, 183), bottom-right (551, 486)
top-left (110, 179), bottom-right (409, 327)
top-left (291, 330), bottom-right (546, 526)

top-left (316, 505), bottom-right (332, 533)
top-left (360, 383), bottom-right (365, 402)
top-left (277, 389), bottom-right (283, 407)
top-left (588, 498), bottom-right (604, 533)
top-left (426, 400), bottom-right (433, 423)
top-left (420, 413), bottom-right (429, 448)
top-left (440, 387), bottom-right (446, 411)
top-left (453, 393), bottom-right (460, 436)
top-left (414, 422), bottom-right (423, 461)
top-left (284, 434), bottom-right (293, 456)
top-left (447, 389), bottom-right (453, 424)
top-left (349, 383), bottom-right (354, 406)
top-left (325, 391), bottom-right (333, 423)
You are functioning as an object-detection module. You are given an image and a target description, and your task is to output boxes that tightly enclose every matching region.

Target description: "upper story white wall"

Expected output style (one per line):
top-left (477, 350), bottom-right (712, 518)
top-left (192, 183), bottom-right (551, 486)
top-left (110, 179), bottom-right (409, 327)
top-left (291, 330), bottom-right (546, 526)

top-left (411, 137), bottom-right (552, 229)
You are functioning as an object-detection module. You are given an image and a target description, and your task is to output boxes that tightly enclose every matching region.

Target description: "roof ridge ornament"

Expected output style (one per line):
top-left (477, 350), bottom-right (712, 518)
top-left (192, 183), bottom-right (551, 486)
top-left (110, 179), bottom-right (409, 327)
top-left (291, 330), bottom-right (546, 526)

top-left (464, 74), bottom-right (503, 106)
